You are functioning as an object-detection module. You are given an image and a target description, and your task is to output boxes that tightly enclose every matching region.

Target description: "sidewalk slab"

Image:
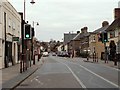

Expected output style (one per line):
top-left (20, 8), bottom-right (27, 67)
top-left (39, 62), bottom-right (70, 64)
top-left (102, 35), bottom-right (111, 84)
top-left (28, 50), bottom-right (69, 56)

top-left (1, 59), bottom-right (43, 90)
top-left (78, 57), bottom-right (119, 70)
top-left (2, 65), bottom-right (38, 89)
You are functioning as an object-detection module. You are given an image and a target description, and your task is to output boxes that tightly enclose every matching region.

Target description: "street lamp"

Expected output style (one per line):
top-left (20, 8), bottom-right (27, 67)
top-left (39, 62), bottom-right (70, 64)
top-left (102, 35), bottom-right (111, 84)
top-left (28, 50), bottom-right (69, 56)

top-left (21, 0), bottom-right (36, 73)
top-left (32, 21), bottom-right (39, 65)
top-left (30, 0), bottom-right (35, 4)
top-left (24, 0), bottom-right (35, 21)
top-left (33, 21), bottom-right (39, 28)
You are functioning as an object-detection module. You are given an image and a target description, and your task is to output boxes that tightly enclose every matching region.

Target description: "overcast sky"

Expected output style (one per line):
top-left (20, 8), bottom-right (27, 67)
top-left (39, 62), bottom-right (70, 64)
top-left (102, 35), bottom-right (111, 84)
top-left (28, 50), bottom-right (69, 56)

top-left (8, 0), bottom-right (119, 42)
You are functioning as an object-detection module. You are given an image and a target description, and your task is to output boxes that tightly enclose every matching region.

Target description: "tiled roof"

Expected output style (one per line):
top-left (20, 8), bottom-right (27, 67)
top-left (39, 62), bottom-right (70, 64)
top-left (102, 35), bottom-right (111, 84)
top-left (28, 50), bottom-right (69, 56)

top-left (79, 32), bottom-right (90, 39)
top-left (93, 25), bottom-right (109, 34)
top-left (72, 33), bottom-right (81, 40)
top-left (72, 32), bottom-right (90, 41)
top-left (64, 33), bottom-right (77, 44)
top-left (106, 18), bottom-right (120, 31)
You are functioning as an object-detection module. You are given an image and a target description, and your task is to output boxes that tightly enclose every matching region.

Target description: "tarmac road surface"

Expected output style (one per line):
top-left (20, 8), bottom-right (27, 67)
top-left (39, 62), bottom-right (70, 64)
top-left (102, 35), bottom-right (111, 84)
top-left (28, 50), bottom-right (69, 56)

top-left (15, 55), bottom-right (119, 89)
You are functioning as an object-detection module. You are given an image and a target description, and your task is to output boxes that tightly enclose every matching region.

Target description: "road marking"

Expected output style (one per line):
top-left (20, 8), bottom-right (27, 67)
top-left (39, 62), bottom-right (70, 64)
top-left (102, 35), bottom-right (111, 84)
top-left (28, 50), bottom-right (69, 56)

top-left (31, 76), bottom-right (44, 85)
top-left (55, 60), bottom-right (87, 89)
top-left (51, 56), bottom-right (119, 88)
top-left (76, 63), bottom-right (119, 88)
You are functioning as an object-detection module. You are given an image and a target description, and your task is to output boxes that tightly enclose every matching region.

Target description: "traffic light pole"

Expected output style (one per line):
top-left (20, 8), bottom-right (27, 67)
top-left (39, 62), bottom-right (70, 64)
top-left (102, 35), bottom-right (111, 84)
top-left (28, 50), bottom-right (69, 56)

top-left (104, 42), bottom-right (107, 63)
top-left (100, 32), bottom-right (108, 63)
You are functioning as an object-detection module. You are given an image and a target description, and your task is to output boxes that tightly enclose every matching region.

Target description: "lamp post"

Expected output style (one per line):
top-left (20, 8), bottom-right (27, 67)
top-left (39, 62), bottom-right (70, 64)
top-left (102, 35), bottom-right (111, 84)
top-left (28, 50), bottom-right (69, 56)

top-left (20, 0), bottom-right (36, 73)
top-left (32, 21), bottom-right (39, 65)
top-left (24, 0), bottom-right (35, 21)
top-left (33, 21), bottom-right (39, 28)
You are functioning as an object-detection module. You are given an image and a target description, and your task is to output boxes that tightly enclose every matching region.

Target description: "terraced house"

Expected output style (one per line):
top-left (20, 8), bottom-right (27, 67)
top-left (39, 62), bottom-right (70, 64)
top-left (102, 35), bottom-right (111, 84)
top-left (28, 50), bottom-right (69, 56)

top-left (0, 0), bottom-right (21, 69)
top-left (89, 21), bottom-right (109, 59)
top-left (106, 8), bottom-right (120, 54)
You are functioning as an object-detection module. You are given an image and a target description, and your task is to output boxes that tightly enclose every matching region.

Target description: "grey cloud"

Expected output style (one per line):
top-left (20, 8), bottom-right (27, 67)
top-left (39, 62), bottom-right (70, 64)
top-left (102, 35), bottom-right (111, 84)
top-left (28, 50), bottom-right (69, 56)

top-left (9, 0), bottom-right (119, 41)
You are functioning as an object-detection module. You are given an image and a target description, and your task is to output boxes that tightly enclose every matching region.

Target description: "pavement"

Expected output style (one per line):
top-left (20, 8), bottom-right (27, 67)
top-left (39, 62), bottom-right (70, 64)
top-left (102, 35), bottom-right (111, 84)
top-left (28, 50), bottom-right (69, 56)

top-left (1, 57), bottom-right (44, 90)
top-left (81, 57), bottom-right (120, 70)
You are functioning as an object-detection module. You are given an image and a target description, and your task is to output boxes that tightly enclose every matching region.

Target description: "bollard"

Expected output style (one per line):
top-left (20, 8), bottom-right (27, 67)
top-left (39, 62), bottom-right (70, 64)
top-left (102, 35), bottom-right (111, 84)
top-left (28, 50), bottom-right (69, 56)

top-left (38, 54), bottom-right (39, 61)
top-left (97, 53), bottom-right (98, 62)
top-left (93, 53), bottom-right (94, 62)
top-left (20, 53), bottom-right (23, 73)
top-left (114, 56), bottom-right (117, 66)
top-left (33, 54), bottom-right (35, 65)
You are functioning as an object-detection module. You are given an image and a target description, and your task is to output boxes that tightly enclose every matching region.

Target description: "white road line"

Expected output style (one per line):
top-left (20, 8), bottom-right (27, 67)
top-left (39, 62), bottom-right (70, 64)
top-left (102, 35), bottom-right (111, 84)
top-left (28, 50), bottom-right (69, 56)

top-left (55, 59), bottom-right (86, 89)
top-left (51, 57), bottom-right (120, 88)
top-left (76, 63), bottom-right (119, 88)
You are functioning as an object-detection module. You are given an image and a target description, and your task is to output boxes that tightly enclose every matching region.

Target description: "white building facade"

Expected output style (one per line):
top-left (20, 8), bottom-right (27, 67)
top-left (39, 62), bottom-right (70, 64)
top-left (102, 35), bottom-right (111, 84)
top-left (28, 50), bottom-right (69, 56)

top-left (0, 0), bottom-right (21, 69)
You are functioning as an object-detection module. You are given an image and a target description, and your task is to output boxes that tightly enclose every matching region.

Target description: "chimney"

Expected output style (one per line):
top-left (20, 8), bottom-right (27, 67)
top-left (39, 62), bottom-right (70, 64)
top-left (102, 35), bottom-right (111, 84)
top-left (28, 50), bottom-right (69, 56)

top-left (102, 21), bottom-right (109, 27)
top-left (114, 8), bottom-right (120, 19)
top-left (81, 27), bottom-right (88, 33)
top-left (77, 31), bottom-right (80, 34)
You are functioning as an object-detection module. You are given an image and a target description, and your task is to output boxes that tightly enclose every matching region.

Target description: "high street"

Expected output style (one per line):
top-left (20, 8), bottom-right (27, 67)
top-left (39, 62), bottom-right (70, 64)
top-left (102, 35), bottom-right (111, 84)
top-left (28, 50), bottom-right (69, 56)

top-left (15, 55), bottom-right (119, 89)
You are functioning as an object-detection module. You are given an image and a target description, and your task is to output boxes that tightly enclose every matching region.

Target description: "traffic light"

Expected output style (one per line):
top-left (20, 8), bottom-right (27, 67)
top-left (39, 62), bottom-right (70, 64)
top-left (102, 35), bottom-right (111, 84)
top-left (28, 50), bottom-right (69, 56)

top-left (98, 32), bottom-right (108, 43)
top-left (24, 24), bottom-right (31, 39)
top-left (31, 27), bottom-right (35, 37)
top-left (103, 32), bottom-right (108, 42)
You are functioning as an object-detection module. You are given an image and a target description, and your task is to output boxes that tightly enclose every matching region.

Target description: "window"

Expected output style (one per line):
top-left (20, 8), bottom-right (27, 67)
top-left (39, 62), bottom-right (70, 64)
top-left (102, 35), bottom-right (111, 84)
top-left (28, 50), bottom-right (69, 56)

top-left (110, 31), bottom-right (115, 38)
top-left (8, 18), bottom-right (11, 27)
top-left (93, 35), bottom-right (95, 42)
top-left (12, 21), bottom-right (15, 30)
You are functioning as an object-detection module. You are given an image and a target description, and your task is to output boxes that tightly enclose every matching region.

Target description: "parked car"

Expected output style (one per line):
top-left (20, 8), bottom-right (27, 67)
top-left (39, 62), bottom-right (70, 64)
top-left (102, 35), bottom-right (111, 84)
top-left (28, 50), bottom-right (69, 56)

top-left (52, 52), bottom-right (56, 56)
top-left (57, 51), bottom-right (70, 57)
top-left (42, 52), bottom-right (49, 57)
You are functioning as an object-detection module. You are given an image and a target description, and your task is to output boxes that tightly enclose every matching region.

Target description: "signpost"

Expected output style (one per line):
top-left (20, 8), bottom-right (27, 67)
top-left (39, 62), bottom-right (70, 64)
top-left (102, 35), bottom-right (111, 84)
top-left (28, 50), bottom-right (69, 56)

top-left (12, 37), bottom-right (19, 41)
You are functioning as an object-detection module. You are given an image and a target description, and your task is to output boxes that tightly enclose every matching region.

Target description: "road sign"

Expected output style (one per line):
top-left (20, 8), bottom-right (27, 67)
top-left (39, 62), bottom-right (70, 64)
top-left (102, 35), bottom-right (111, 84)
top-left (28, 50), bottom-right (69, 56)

top-left (12, 37), bottom-right (19, 41)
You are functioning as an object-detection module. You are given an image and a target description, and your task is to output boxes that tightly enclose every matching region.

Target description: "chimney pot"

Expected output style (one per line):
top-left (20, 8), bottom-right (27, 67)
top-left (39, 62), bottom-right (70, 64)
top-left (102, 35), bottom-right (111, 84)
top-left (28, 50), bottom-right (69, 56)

top-left (102, 21), bottom-right (109, 27)
top-left (114, 8), bottom-right (120, 19)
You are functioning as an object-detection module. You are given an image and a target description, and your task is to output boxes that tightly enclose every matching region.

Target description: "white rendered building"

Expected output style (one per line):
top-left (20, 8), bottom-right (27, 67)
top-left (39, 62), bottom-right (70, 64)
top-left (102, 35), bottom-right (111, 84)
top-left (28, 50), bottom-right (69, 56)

top-left (0, 0), bottom-right (21, 68)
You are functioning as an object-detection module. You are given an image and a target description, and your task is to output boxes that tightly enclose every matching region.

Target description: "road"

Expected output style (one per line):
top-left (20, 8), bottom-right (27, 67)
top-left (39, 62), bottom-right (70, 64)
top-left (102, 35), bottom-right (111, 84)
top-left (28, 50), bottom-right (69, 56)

top-left (15, 55), bottom-right (119, 89)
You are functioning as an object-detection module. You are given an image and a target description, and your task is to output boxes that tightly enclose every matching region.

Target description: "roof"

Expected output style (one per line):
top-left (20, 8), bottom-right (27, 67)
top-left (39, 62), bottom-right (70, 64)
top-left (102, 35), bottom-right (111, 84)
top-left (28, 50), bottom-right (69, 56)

top-left (93, 25), bottom-right (109, 34)
top-left (64, 33), bottom-right (77, 44)
top-left (72, 32), bottom-right (90, 41)
top-left (79, 32), bottom-right (90, 39)
top-left (72, 33), bottom-right (81, 40)
top-left (106, 18), bottom-right (120, 31)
